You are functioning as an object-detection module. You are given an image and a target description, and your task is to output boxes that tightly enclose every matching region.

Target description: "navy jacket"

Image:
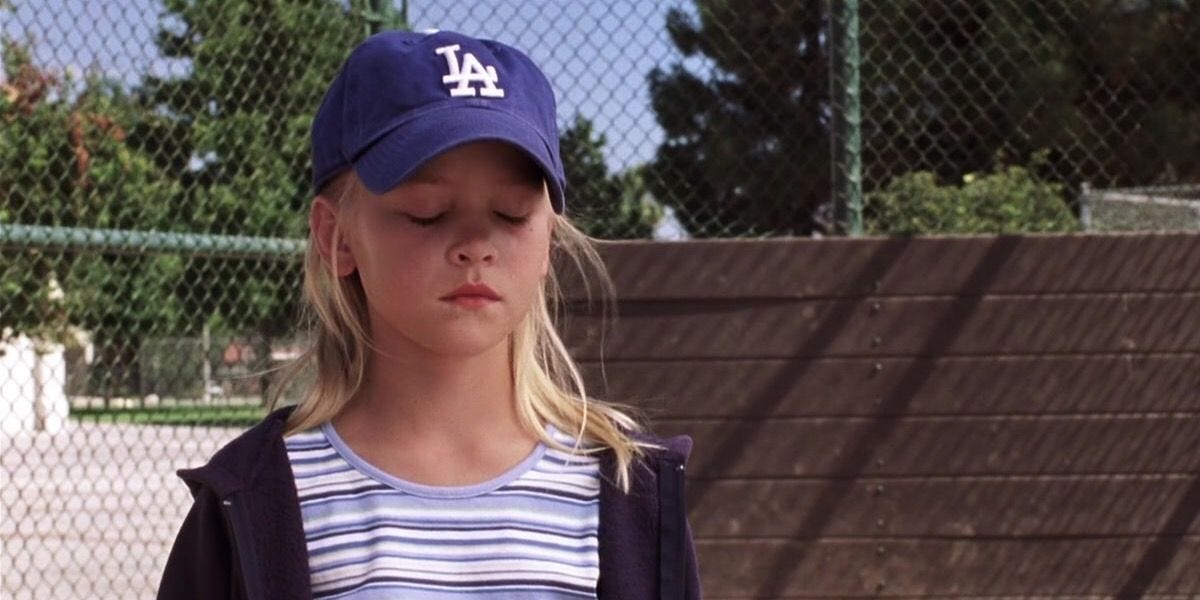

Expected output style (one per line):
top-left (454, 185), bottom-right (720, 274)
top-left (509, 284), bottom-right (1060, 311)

top-left (156, 405), bottom-right (702, 599)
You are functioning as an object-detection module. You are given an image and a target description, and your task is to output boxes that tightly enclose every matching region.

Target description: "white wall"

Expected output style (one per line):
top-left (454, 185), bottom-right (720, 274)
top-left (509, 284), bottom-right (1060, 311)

top-left (0, 334), bottom-right (69, 435)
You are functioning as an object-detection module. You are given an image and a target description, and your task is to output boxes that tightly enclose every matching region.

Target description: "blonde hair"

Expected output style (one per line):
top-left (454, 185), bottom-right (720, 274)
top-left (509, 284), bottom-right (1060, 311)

top-left (268, 171), bottom-right (654, 492)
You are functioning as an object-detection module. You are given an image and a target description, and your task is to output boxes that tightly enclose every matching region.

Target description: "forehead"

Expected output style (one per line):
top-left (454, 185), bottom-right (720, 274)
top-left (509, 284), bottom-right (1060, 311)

top-left (407, 141), bottom-right (543, 184)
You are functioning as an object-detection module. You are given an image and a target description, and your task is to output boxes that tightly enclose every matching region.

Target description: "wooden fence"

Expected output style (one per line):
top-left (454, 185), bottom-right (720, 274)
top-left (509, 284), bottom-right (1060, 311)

top-left (564, 234), bottom-right (1200, 599)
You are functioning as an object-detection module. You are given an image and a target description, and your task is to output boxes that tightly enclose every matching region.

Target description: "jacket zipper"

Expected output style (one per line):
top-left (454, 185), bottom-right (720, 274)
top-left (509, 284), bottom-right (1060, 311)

top-left (219, 496), bottom-right (261, 600)
top-left (658, 459), bottom-right (688, 599)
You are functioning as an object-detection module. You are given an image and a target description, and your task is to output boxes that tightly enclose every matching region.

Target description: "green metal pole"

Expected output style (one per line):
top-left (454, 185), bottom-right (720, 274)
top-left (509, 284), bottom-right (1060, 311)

top-left (831, 0), bottom-right (863, 235)
top-left (0, 223), bottom-right (305, 258)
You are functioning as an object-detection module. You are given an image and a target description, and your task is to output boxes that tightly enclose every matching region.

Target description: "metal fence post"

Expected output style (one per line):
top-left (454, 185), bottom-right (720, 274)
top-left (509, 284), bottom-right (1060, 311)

top-left (831, 0), bottom-right (863, 236)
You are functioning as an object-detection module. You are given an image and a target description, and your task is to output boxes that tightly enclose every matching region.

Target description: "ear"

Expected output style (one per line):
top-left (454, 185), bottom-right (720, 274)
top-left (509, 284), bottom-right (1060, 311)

top-left (310, 196), bottom-right (357, 277)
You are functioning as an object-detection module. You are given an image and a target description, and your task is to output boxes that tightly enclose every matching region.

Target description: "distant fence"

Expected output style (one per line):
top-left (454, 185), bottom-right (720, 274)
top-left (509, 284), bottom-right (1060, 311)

top-left (566, 234), bottom-right (1200, 598)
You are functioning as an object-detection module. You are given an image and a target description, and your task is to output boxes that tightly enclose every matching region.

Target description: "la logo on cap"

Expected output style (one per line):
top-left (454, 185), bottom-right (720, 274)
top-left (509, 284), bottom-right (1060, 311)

top-left (435, 44), bottom-right (505, 98)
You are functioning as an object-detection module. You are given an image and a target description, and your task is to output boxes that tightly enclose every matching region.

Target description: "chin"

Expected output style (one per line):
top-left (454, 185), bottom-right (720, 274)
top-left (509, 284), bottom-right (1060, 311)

top-left (416, 328), bottom-right (511, 359)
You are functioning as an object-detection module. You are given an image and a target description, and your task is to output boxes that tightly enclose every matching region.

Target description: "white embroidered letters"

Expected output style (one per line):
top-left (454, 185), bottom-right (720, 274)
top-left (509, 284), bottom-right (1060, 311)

top-left (435, 44), bottom-right (505, 98)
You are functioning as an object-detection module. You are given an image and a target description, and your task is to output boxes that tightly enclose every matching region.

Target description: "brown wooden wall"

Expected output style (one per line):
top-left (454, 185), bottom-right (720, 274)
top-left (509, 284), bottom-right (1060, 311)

top-left (561, 234), bottom-right (1200, 599)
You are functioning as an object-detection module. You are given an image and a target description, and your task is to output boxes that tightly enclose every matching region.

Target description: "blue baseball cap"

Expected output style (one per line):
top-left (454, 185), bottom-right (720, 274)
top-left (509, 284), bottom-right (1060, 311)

top-left (311, 30), bottom-right (566, 213)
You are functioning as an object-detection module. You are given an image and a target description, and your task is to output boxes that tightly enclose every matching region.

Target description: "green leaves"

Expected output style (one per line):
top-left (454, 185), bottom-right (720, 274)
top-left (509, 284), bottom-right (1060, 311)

top-left (865, 153), bottom-right (1079, 235)
top-left (646, 1), bottom-right (831, 237)
top-left (0, 1), bottom-right (358, 394)
top-left (559, 114), bottom-right (662, 239)
top-left (651, 0), bottom-right (1200, 235)
top-left (1, 38), bottom-right (183, 349)
top-left (138, 0), bottom-right (361, 340)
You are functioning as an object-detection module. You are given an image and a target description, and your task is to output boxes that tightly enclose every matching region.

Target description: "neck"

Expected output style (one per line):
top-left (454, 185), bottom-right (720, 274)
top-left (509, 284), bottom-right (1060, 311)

top-left (336, 334), bottom-right (525, 446)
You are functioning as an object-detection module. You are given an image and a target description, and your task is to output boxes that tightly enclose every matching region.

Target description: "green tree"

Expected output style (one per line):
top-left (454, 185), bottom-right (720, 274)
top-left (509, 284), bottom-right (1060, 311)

top-left (649, 0), bottom-right (1200, 236)
top-left (134, 0), bottom-right (367, 398)
top-left (0, 38), bottom-right (73, 344)
top-left (646, 1), bottom-right (829, 237)
top-left (865, 1), bottom-right (1200, 192)
top-left (559, 114), bottom-right (661, 239)
top-left (1, 37), bottom-right (185, 395)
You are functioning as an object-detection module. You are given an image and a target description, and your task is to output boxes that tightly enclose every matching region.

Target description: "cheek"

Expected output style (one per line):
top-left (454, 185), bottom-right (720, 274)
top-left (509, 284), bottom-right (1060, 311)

top-left (512, 221), bottom-right (553, 277)
top-left (351, 227), bottom-right (432, 293)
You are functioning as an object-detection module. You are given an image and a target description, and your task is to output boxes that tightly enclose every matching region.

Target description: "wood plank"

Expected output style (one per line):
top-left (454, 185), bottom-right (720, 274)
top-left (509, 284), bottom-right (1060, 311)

top-left (652, 416), bottom-right (1200, 478)
top-left (702, 596), bottom-right (1198, 599)
top-left (582, 355), bottom-right (1200, 417)
top-left (559, 234), bottom-right (1200, 300)
top-left (561, 295), bottom-right (1200, 358)
top-left (688, 477), bottom-right (1200, 537)
top-left (695, 538), bottom-right (1200, 597)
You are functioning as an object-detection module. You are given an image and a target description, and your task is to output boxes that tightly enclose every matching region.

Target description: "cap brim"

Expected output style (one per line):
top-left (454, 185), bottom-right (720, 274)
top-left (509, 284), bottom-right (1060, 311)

top-left (353, 105), bottom-right (565, 213)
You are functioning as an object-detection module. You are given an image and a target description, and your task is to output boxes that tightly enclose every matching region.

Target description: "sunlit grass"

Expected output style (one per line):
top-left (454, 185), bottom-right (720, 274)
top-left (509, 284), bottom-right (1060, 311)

top-left (69, 404), bottom-right (267, 427)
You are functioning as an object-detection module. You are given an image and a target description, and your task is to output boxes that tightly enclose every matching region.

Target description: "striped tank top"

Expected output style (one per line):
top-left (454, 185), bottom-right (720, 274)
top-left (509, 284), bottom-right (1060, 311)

top-left (285, 421), bottom-right (602, 599)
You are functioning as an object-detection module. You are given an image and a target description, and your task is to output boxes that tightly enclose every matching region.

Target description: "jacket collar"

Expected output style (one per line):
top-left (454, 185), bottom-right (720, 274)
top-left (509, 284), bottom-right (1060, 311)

top-left (175, 405), bottom-right (294, 499)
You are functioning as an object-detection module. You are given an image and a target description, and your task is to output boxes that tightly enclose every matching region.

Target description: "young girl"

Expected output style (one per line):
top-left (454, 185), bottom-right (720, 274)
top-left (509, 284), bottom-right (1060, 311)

top-left (157, 30), bottom-right (700, 599)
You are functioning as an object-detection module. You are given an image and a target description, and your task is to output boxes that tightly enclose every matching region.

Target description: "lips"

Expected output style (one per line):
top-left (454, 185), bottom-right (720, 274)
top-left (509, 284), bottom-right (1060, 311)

top-left (441, 283), bottom-right (501, 301)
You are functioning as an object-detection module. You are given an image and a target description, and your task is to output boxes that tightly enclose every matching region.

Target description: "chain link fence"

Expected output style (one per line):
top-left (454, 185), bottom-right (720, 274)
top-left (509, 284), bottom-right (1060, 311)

top-left (858, 1), bottom-right (1200, 235)
top-left (2, 0), bottom-right (1199, 597)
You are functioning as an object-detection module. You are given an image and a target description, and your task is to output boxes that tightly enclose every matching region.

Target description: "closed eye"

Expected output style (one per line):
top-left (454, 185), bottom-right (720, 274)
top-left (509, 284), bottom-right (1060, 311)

top-left (497, 212), bottom-right (530, 225)
top-left (406, 213), bottom-right (445, 227)
top-left (405, 212), bottom-right (529, 226)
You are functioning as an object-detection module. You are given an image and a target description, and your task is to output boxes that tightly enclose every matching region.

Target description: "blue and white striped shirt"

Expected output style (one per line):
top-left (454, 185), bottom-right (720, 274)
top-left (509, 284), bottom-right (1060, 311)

top-left (285, 421), bottom-right (602, 599)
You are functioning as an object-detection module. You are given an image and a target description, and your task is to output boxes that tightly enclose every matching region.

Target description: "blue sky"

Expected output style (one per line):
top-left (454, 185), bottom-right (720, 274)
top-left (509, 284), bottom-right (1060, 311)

top-left (2, 0), bottom-right (711, 174)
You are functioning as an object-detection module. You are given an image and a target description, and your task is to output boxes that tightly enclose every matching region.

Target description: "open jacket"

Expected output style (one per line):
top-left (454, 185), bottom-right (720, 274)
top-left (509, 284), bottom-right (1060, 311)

top-left (157, 405), bottom-right (701, 599)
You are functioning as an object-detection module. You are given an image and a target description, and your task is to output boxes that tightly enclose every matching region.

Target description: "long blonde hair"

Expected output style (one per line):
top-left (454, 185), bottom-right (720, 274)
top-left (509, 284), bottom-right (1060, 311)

top-left (268, 171), bottom-right (653, 492)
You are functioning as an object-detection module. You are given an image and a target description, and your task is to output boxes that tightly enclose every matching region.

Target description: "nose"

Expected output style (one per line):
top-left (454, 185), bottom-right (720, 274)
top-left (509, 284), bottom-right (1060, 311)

top-left (450, 232), bottom-right (497, 266)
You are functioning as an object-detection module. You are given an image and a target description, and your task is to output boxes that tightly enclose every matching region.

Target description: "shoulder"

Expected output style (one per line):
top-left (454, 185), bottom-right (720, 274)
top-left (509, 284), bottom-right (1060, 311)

top-left (175, 405), bottom-right (298, 498)
top-left (631, 427), bottom-right (694, 465)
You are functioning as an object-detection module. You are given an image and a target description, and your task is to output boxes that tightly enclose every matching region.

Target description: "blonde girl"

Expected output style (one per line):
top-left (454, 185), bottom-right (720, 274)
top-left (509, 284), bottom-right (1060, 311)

top-left (158, 29), bottom-right (700, 600)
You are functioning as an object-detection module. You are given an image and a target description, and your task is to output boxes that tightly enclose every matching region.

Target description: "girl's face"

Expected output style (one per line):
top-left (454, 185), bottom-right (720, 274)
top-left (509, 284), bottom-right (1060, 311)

top-left (315, 140), bottom-right (555, 359)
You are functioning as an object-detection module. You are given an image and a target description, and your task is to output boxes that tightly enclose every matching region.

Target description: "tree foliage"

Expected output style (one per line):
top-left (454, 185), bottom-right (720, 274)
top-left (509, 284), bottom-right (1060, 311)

top-left (136, 0), bottom-right (364, 339)
top-left (648, 0), bottom-right (1200, 236)
top-left (866, 1), bottom-right (1200, 190)
top-left (559, 114), bottom-right (661, 239)
top-left (1, 36), bottom-right (187, 393)
top-left (865, 153), bottom-right (1079, 235)
top-left (646, 1), bottom-right (829, 237)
